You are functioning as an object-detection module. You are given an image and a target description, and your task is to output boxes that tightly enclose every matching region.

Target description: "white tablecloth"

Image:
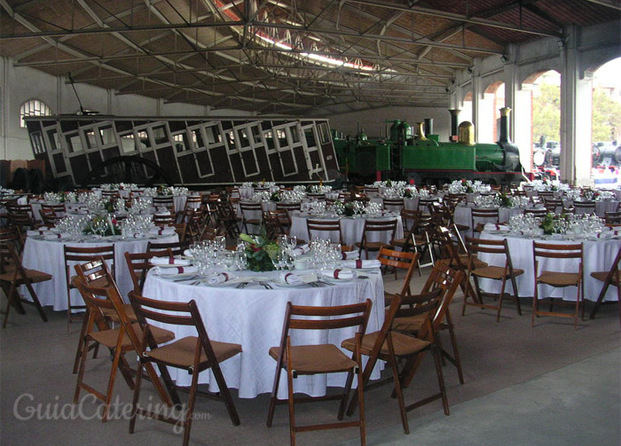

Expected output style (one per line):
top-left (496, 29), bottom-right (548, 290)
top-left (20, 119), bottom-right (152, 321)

top-left (454, 205), bottom-right (528, 237)
top-left (479, 229), bottom-right (621, 302)
top-left (290, 212), bottom-right (403, 248)
top-left (142, 269), bottom-right (385, 399)
top-left (21, 234), bottom-right (178, 311)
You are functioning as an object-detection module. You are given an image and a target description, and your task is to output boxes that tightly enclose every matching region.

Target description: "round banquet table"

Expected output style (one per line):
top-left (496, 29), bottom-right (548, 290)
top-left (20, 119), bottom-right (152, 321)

top-left (142, 269), bottom-right (385, 399)
top-left (454, 205), bottom-right (530, 237)
top-left (21, 233), bottom-right (178, 311)
top-left (478, 227), bottom-right (621, 302)
top-left (289, 212), bottom-right (404, 249)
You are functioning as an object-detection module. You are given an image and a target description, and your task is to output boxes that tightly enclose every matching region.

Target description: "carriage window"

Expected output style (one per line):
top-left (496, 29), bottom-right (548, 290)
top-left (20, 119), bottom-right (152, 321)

top-left (20, 99), bottom-right (53, 128)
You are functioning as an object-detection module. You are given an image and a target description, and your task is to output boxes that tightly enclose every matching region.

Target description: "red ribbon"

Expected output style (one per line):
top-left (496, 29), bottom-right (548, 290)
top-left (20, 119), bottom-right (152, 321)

top-left (176, 266), bottom-right (184, 273)
top-left (333, 269), bottom-right (341, 279)
top-left (356, 259), bottom-right (362, 269)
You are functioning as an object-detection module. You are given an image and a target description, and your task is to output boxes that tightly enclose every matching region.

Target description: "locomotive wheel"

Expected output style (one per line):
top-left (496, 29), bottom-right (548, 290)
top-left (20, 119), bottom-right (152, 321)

top-left (81, 156), bottom-right (175, 188)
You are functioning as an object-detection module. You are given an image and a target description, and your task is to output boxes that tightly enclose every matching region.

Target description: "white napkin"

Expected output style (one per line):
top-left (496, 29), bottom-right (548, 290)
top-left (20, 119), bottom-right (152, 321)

top-left (280, 272), bottom-right (303, 285)
top-left (293, 244), bottom-right (310, 255)
top-left (154, 266), bottom-right (197, 275)
top-left (484, 223), bottom-right (509, 231)
top-left (321, 268), bottom-right (356, 280)
top-left (149, 227), bottom-right (176, 236)
top-left (207, 272), bottom-right (237, 284)
top-left (341, 260), bottom-right (381, 269)
top-left (342, 250), bottom-right (360, 260)
top-left (44, 233), bottom-right (67, 240)
top-left (151, 257), bottom-right (191, 266)
top-left (26, 227), bottom-right (50, 236)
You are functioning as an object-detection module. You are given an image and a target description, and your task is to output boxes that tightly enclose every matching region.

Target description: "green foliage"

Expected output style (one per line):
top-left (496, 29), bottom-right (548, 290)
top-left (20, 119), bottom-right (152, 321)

top-left (532, 83), bottom-right (560, 143)
top-left (592, 89), bottom-right (621, 142)
top-left (240, 230), bottom-right (277, 271)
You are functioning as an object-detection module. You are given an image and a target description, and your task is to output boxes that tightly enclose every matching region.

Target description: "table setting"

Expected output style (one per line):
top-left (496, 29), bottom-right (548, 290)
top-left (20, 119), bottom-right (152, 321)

top-left (142, 234), bottom-right (385, 399)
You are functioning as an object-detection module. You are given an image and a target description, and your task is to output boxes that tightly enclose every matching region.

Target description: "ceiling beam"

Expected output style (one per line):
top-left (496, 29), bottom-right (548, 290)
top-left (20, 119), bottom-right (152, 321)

top-left (343, 0), bottom-right (563, 37)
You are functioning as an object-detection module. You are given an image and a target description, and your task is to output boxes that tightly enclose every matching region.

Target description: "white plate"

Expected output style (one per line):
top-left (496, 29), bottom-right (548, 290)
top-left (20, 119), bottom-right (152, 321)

top-left (272, 279), bottom-right (307, 288)
top-left (322, 276), bottom-right (356, 283)
top-left (158, 272), bottom-right (196, 280)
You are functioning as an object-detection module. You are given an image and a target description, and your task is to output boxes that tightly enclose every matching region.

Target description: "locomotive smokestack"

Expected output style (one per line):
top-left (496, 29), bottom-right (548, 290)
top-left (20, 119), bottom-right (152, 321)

top-left (424, 118), bottom-right (434, 136)
top-left (449, 109), bottom-right (460, 141)
top-left (498, 107), bottom-right (511, 143)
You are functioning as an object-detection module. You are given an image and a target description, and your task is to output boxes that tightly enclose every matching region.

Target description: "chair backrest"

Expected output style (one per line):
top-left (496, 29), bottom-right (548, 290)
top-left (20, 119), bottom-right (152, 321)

top-left (73, 256), bottom-right (116, 289)
top-left (605, 211), bottom-right (621, 226)
top-left (152, 214), bottom-right (176, 225)
top-left (278, 300), bottom-right (372, 343)
top-left (264, 211), bottom-right (288, 240)
top-left (543, 198), bottom-right (563, 213)
top-left (125, 249), bottom-right (174, 294)
top-left (524, 208), bottom-right (547, 217)
top-left (377, 248), bottom-right (420, 296)
top-left (184, 195), bottom-right (203, 212)
top-left (466, 236), bottom-right (514, 271)
top-left (383, 198), bottom-right (404, 211)
top-left (400, 209), bottom-right (421, 234)
top-left (358, 219), bottom-right (398, 248)
top-left (0, 237), bottom-right (27, 280)
top-left (471, 208), bottom-right (500, 230)
top-left (419, 262), bottom-right (465, 332)
top-left (597, 246), bottom-right (621, 287)
top-left (307, 219), bottom-right (343, 244)
top-left (64, 244), bottom-right (116, 291)
top-left (146, 240), bottom-right (190, 256)
top-left (573, 201), bottom-right (595, 215)
top-left (533, 241), bottom-right (583, 274)
top-left (129, 291), bottom-right (221, 367)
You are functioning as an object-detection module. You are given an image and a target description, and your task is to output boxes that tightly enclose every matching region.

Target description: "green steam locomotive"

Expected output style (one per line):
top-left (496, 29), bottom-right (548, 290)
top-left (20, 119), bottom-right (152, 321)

top-left (333, 108), bottom-right (525, 186)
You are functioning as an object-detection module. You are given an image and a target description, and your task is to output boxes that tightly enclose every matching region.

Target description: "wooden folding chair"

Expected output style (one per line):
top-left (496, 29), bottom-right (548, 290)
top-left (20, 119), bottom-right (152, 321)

top-left (533, 241), bottom-right (584, 328)
top-left (72, 257), bottom-right (134, 374)
top-left (383, 198), bottom-right (404, 212)
top-left (604, 211), bottom-right (621, 226)
top-left (73, 276), bottom-right (176, 422)
top-left (147, 239), bottom-right (190, 256)
top-left (524, 208), bottom-right (547, 218)
top-left (64, 244), bottom-right (115, 327)
top-left (463, 237), bottom-right (524, 321)
top-left (341, 288), bottom-right (448, 434)
top-left (153, 196), bottom-right (175, 214)
top-left (267, 300), bottom-right (372, 446)
top-left (129, 291), bottom-right (241, 446)
top-left (391, 262), bottom-right (466, 384)
top-left (355, 219), bottom-right (397, 259)
top-left (589, 246), bottom-right (621, 325)
top-left (0, 230), bottom-right (50, 328)
top-left (306, 218), bottom-right (343, 245)
top-left (125, 249), bottom-right (173, 295)
top-left (240, 201), bottom-right (263, 235)
top-left (573, 200), bottom-right (595, 215)
top-left (471, 208), bottom-right (499, 236)
top-left (377, 247), bottom-right (420, 297)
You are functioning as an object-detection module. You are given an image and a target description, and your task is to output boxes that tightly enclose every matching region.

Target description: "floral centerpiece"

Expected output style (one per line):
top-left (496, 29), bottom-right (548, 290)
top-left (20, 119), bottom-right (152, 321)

top-left (157, 185), bottom-right (172, 196)
top-left (239, 231), bottom-right (278, 271)
top-left (581, 188), bottom-right (599, 201)
top-left (540, 213), bottom-right (569, 235)
top-left (496, 192), bottom-right (512, 208)
top-left (270, 191), bottom-right (281, 202)
top-left (83, 215), bottom-right (121, 236)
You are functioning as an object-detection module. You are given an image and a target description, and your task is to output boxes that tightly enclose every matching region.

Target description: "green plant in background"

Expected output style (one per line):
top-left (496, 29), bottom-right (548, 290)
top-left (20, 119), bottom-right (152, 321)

top-left (270, 191), bottom-right (281, 202)
top-left (540, 213), bottom-right (568, 235)
top-left (239, 230), bottom-right (278, 272)
top-left (497, 192), bottom-right (512, 208)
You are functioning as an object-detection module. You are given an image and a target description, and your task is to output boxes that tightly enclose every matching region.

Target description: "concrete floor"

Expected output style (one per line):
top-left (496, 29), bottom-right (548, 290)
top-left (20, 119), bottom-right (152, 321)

top-left (1, 269), bottom-right (620, 445)
top-left (341, 347), bottom-right (620, 446)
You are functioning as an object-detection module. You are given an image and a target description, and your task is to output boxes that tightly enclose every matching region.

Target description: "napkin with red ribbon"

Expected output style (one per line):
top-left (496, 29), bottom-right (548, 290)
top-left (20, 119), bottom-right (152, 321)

top-left (341, 259), bottom-right (381, 269)
top-left (322, 268), bottom-right (356, 280)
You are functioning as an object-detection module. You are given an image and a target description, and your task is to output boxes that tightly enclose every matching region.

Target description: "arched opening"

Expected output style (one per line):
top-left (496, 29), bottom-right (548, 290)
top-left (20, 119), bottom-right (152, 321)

top-left (460, 91), bottom-right (473, 126)
top-left (523, 70), bottom-right (561, 178)
top-left (482, 81), bottom-right (505, 143)
top-left (590, 57), bottom-right (621, 186)
top-left (19, 99), bottom-right (53, 128)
